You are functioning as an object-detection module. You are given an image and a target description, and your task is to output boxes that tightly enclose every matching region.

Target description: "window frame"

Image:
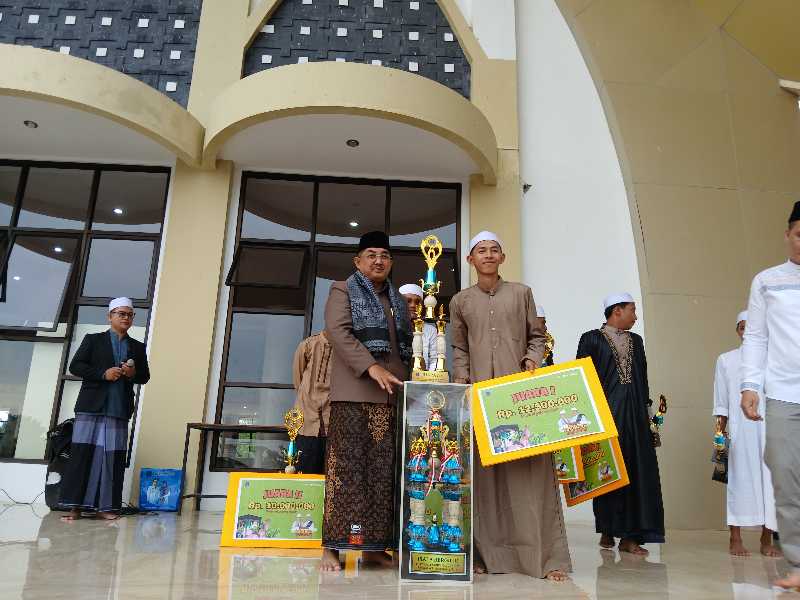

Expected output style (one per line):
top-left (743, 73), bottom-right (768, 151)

top-left (211, 171), bottom-right (461, 472)
top-left (0, 159), bottom-right (169, 466)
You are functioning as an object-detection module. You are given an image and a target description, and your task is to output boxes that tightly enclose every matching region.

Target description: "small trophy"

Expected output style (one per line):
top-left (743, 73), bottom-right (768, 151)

top-left (282, 408), bottom-right (304, 474)
top-left (411, 235), bottom-right (450, 383)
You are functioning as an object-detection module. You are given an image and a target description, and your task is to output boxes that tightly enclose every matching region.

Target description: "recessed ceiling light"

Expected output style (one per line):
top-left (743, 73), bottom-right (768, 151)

top-left (349, 221), bottom-right (359, 228)
top-left (23, 120), bottom-right (39, 129)
top-left (53, 246), bottom-right (63, 253)
top-left (12, 276), bottom-right (21, 281)
top-left (346, 139), bottom-right (360, 148)
top-left (113, 207), bottom-right (124, 215)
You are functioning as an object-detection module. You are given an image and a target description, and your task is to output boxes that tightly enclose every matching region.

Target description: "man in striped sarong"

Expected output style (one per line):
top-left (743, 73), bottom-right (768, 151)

top-left (60, 297), bottom-right (150, 521)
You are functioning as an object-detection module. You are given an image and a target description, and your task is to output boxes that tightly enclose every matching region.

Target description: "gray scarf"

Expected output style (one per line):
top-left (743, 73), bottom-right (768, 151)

top-left (346, 270), bottom-right (412, 364)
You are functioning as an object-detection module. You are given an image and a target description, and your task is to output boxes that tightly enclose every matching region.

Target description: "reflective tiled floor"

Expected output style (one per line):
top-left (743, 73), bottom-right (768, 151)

top-left (1, 504), bottom-right (798, 599)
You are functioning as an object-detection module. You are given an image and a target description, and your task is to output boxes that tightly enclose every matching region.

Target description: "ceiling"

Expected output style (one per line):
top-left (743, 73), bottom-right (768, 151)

top-left (218, 113), bottom-right (479, 182)
top-left (701, 0), bottom-right (800, 81)
top-left (0, 95), bottom-right (175, 166)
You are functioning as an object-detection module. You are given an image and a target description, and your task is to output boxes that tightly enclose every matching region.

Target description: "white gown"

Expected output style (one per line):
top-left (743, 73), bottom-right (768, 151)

top-left (713, 347), bottom-right (777, 530)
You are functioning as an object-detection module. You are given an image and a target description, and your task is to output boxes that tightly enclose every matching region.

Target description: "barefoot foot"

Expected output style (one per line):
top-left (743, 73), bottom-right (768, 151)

top-left (729, 539), bottom-right (751, 557)
top-left (95, 511), bottom-right (120, 521)
top-left (599, 534), bottom-right (615, 549)
top-left (545, 569), bottom-right (570, 582)
top-left (473, 556), bottom-right (488, 574)
top-left (321, 549), bottom-right (342, 572)
top-left (774, 571), bottom-right (800, 591)
top-left (60, 509), bottom-right (81, 523)
top-left (618, 539), bottom-right (649, 556)
top-left (761, 543), bottom-right (782, 558)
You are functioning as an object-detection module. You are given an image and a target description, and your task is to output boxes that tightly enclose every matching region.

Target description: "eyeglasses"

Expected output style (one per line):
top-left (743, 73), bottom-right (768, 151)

top-left (111, 311), bottom-right (135, 319)
top-left (363, 253), bottom-right (392, 262)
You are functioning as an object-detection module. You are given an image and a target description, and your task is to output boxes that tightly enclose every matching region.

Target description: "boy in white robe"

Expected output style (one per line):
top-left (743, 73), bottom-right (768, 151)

top-left (713, 311), bottom-right (780, 557)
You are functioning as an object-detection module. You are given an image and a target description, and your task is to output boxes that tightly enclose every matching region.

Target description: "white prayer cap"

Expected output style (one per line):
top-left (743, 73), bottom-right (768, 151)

top-left (108, 297), bottom-right (133, 313)
top-left (603, 292), bottom-right (635, 311)
top-left (468, 230), bottom-right (503, 254)
top-left (399, 284), bottom-right (424, 298)
top-left (536, 305), bottom-right (546, 318)
top-left (736, 310), bottom-right (748, 325)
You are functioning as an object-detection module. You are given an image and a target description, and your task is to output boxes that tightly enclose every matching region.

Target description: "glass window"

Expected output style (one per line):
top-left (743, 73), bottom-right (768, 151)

top-left (390, 187), bottom-right (458, 249)
top-left (0, 339), bottom-right (63, 459)
top-left (220, 387), bottom-right (296, 426)
top-left (82, 238), bottom-right (155, 299)
top-left (66, 305), bottom-right (150, 370)
top-left (17, 168), bottom-right (93, 230)
top-left (225, 313), bottom-right (304, 384)
top-left (310, 249), bottom-right (358, 334)
top-left (215, 429), bottom-right (290, 470)
top-left (228, 246), bottom-right (307, 287)
top-left (0, 236), bottom-right (78, 329)
top-left (241, 179), bottom-right (313, 241)
top-left (92, 171), bottom-right (168, 233)
top-left (0, 165), bottom-right (21, 226)
top-left (57, 380), bottom-right (82, 423)
top-left (316, 183), bottom-right (386, 244)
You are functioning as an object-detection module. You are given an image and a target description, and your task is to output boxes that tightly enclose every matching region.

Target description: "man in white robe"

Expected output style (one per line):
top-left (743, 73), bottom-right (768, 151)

top-left (399, 283), bottom-right (438, 370)
top-left (713, 311), bottom-right (780, 557)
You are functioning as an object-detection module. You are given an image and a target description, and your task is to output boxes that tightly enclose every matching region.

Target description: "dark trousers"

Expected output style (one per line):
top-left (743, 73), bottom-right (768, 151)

top-left (296, 435), bottom-right (326, 475)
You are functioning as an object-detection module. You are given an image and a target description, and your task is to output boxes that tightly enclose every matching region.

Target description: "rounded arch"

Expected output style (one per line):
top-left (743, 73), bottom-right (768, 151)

top-left (0, 45), bottom-right (203, 166)
top-left (203, 61), bottom-right (498, 184)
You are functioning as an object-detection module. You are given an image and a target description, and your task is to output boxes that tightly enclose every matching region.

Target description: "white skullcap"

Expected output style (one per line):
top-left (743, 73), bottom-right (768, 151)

top-left (399, 284), bottom-right (424, 298)
top-left (536, 305), bottom-right (546, 318)
top-left (603, 292), bottom-right (635, 311)
top-left (736, 310), bottom-right (748, 325)
top-left (468, 230), bottom-right (503, 254)
top-left (108, 297), bottom-right (133, 313)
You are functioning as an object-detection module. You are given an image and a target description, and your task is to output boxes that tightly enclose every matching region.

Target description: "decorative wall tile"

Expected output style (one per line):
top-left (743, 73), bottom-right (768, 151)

top-left (243, 0), bottom-right (471, 98)
top-left (0, 1), bottom-right (203, 107)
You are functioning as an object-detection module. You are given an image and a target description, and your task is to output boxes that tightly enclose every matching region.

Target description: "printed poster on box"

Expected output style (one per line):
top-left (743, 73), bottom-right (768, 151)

top-left (471, 358), bottom-right (618, 466)
top-left (220, 473), bottom-right (325, 548)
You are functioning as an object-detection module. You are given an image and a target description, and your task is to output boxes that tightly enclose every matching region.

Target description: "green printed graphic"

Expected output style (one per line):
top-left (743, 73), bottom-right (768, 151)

top-left (478, 368), bottom-right (603, 455)
top-left (233, 478), bottom-right (324, 542)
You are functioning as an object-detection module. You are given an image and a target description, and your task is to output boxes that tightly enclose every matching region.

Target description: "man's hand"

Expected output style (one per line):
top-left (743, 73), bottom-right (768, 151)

top-left (741, 391), bottom-right (762, 421)
top-left (104, 367), bottom-right (123, 382)
top-left (523, 359), bottom-right (537, 375)
top-left (121, 363), bottom-right (136, 379)
top-left (367, 364), bottom-right (403, 395)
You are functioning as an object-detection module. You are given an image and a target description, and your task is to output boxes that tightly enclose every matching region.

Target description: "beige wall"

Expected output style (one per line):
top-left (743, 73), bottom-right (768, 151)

top-left (557, 0), bottom-right (800, 529)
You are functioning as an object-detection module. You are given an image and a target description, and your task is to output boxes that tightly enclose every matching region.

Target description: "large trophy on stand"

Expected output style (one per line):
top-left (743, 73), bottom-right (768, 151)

top-left (411, 235), bottom-right (450, 383)
top-left (399, 235), bottom-right (473, 583)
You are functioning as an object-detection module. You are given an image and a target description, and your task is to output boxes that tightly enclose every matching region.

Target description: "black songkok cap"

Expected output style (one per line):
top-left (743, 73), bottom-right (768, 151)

top-left (358, 230), bottom-right (391, 252)
top-left (790, 201), bottom-right (800, 225)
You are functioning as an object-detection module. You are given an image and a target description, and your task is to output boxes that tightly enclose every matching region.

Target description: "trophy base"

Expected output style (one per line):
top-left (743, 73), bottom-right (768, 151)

top-left (411, 369), bottom-right (450, 383)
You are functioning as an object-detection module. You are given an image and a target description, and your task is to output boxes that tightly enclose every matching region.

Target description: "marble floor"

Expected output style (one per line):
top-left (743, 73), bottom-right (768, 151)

top-left (0, 504), bottom-right (798, 600)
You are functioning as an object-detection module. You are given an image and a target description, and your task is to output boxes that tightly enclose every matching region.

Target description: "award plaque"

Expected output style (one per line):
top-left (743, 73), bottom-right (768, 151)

top-left (563, 437), bottom-right (629, 506)
top-left (471, 358), bottom-right (618, 466)
top-left (399, 382), bottom-right (473, 583)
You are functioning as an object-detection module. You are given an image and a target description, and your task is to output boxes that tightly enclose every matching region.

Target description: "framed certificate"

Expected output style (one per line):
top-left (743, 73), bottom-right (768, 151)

top-left (554, 445), bottom-right (585, 483)
top-left (563, 437), bottom-right (629, 506)
top-left (220, 472), bottom-right (325, 548)
top-left (471, 358), bottom-right (617, 466)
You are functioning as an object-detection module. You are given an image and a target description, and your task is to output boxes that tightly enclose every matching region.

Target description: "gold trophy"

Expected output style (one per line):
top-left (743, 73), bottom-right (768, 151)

top-left (411, 236), bottom-right (450, 383)
top-left (282, 408), bottom-right (304, 474)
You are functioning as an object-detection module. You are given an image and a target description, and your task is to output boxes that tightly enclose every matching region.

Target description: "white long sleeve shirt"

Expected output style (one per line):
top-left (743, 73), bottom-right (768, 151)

top-left (741, 260), bottom-right (800, 404)
top-left (422, 322), bottom-right (438, 370)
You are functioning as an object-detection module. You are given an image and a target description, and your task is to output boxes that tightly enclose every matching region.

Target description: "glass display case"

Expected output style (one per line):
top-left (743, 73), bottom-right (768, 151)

top-left (399, 381), bottom-right (473, 583)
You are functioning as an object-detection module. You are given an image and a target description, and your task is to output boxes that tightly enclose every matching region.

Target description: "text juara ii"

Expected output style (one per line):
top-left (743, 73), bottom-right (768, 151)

top-left (399, 383), bottom-right (473, 582)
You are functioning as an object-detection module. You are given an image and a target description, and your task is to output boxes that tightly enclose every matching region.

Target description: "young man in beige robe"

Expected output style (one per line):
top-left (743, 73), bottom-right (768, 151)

top-left (449, 231), bottom-right (572, 581)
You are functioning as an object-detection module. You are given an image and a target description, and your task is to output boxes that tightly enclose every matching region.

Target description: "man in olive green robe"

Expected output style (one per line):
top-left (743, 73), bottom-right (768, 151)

top-left (450, 231), bottom-right (572, 581)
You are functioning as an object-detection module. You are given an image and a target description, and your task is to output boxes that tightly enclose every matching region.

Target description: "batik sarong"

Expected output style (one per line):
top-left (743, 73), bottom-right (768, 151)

top-left (323, 402), bottom-right (396, 551)
top-left (60, 414), bottom-right (128, 512)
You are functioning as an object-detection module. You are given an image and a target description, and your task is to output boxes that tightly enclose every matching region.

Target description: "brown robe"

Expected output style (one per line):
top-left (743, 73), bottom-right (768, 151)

top-left (450, 279), bottom-right (573, 578)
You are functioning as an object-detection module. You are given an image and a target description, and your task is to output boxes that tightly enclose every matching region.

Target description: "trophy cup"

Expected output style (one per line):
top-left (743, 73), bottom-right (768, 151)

top-left (411, 235), bottom-right (450, 383)
top-left (282, 408), bottom-right (304, 474)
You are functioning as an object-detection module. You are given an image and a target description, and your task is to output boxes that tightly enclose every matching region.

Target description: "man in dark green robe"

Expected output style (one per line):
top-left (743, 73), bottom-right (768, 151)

top-left (576, 293), bottom-right (665, 555)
